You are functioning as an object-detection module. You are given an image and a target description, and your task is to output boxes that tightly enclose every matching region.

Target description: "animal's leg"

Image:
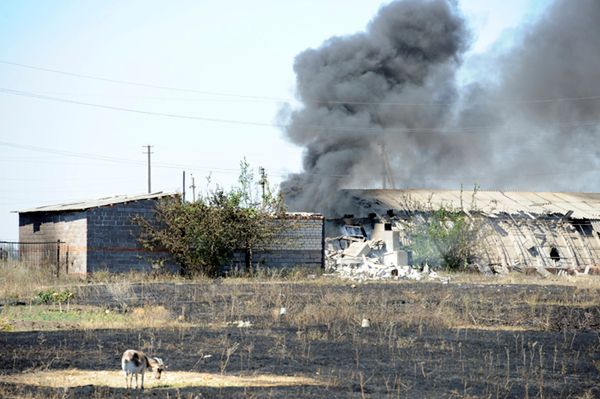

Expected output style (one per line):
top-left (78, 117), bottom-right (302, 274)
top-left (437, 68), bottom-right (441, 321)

top-left (141, 370), bottom-right (145, 390)
top-left (135, 372), bottom-right (139, 389)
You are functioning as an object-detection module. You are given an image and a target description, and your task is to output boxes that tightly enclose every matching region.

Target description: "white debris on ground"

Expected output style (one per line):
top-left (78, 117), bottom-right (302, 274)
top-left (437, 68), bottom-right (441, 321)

top-left (324, 234), bottom-right (448, 282)
top-left (228, 320), bottom-right (253, 328)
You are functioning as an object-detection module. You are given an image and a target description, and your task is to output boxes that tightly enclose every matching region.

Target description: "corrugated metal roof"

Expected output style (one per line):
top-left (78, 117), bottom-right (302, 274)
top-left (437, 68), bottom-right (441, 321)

top-left (16, 192), bottom-right (178, 213)
top-left (343, 189), bottom-right (600, 219)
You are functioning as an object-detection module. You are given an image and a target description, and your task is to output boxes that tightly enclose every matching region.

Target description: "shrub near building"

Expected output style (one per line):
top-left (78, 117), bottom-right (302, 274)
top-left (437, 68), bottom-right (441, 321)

top-left (134, 161), bottom-right (286, 276)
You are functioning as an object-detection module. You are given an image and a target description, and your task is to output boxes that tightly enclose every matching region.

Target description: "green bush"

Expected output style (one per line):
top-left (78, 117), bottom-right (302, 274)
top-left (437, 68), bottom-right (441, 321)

top-left (407, 207), bottom-right (486, 270)
top-left (35, 288), bottom-right (74, 304)
top-left (134, 159), bottom-right (285, 277)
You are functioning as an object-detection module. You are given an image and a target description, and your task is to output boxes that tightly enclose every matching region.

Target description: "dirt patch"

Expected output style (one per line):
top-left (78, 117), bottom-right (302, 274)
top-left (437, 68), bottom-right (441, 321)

top-left (0, 369), bottom-right (325, 389)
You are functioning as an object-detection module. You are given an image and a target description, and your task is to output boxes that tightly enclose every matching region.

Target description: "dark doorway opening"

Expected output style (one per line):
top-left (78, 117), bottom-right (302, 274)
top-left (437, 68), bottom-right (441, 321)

top-left (550, 247), bottom-right (560, 262)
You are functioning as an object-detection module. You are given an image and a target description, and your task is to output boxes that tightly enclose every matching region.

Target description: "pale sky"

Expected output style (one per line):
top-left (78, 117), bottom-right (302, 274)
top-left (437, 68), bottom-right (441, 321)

top-left (0, 0), bottom-right (548, 240)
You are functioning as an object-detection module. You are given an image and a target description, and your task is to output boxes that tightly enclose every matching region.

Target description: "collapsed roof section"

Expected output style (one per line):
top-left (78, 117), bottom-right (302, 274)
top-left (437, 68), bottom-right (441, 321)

top-left (336, 189), bottom-right (600, 274)
top-left (342, 189), bottom-right (600, 220)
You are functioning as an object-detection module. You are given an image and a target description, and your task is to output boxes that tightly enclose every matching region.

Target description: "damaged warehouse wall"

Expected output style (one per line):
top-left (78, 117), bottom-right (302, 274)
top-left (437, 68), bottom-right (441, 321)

top-left (327, 189), bottom-right (600, 275)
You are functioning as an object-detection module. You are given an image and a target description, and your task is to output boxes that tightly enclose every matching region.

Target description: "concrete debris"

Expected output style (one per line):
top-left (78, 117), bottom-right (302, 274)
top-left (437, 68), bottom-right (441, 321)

top-left (325, 236), bottom-right (448, 282)
top-left (234, 320), bottom-right (253, 328)
top-left (534, 264), bottom-right (552, 278)
top-left (574, 265), bottom-right (591, 276)
top-left (343, 241), bottom-right (372, 258)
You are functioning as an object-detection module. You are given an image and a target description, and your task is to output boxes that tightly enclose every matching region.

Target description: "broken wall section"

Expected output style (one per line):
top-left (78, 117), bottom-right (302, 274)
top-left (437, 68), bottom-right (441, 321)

top-left (323, 219), bottom-right (440, 281)
top-left (326, 212), bottom-right (600, 277)
top-left (479, 216), bottom-right (600, 274)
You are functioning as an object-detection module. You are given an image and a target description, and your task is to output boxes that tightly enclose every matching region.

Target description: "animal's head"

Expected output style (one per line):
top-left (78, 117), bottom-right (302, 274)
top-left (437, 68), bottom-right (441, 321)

top-left (152, 357), bottom-right (165, 379)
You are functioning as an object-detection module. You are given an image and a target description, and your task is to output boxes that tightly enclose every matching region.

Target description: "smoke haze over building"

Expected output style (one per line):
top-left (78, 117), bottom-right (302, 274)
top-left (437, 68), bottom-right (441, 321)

top-left (280, 0), bottom-right (600, 215)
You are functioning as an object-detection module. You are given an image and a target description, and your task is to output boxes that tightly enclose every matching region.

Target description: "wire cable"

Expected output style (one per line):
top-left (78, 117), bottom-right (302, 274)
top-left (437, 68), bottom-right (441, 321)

top-left (3, 60), bottom-right (600, 107)
top-left (1, 87), bottom-right (599, 134)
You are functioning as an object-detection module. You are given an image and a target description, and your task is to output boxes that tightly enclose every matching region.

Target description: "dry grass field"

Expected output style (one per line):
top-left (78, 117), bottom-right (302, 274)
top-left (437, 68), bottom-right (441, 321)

top-left (1, 261), bottom-right (600, 398)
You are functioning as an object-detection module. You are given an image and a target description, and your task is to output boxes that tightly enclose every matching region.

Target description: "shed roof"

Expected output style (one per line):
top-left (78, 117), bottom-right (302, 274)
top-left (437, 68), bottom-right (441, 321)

top-left (343, 189), bottom-right (600, 219)
top-left (16, 192), bottom-right (177, 213)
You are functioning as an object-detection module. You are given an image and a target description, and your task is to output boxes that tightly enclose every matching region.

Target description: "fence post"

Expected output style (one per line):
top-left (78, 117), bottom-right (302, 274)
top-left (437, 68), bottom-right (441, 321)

top-left (56, 240), bottom-right (61, 278)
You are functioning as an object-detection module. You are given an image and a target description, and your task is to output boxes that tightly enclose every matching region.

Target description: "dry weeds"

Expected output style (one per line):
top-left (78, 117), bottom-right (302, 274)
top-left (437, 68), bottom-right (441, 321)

top-left (0, 262), bottom-right (74, 300)
top-left (452, 272), bottom-right (600, 289)
top-left (1, 304), bottom-right (194, 332)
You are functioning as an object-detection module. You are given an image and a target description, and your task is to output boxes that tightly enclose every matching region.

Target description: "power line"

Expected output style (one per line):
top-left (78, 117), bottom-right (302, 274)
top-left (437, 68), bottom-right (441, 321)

top-left (0, 60), bottom-right (288, 103)
top-left (3, 59), bottom-right (600, 107)
top-left (0, 87), bottom-right (279, 128)
top-left (1, 87), bottom-right (599, 134)
top-left (0, 140), bottom-right (144, 165)
top-left (0, 140), bottom-right (245, 174)
top-left (2, 132), bottom-right (600, 179)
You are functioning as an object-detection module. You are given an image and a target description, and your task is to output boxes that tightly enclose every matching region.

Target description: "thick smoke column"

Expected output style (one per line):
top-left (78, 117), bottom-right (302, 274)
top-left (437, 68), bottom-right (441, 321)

top-left (281, 0), bottom-right (468, 214)
top-left (281, 0), bottom-right (600, 216)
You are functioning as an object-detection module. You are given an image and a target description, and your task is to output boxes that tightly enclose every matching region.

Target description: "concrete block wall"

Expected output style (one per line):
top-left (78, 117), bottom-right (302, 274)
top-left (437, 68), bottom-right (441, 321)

top-left (19, 212), bottom-right (87, 273)
top-left (266, 217), bottom-right (324, 251)
top-left (86, 199), bottom-right (172, 273)
top-left (230, 215), bottom-right (324, 270)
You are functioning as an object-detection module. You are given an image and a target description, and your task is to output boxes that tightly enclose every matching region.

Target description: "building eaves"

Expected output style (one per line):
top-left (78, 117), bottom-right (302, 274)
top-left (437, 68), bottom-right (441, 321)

top-left (15, 192), bottom-right (178, 213)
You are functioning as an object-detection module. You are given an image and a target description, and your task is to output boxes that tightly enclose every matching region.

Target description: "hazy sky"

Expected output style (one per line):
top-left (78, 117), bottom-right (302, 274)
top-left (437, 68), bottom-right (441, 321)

top-left (0, 0), bottom-right (546, 240)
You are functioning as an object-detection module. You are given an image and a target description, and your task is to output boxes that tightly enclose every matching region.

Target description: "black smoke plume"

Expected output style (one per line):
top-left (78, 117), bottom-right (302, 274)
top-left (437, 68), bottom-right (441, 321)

top-left (280, 0), bottom-right (600, 216)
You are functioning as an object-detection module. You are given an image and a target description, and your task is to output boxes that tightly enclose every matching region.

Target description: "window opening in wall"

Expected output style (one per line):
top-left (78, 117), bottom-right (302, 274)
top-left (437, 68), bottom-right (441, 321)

top-left (574, 222), bottom-right (594, 236)
top-left (550, 247), bottom-right (560, 262)
top-left (528, 246), bottom-right (539, 257)
top-left (384, 223), bottom-right (392, 231)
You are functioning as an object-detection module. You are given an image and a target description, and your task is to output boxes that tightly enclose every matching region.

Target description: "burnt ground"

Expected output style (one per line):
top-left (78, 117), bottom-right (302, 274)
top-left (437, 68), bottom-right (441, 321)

top-left (1, 281), bottom-right (600, 398)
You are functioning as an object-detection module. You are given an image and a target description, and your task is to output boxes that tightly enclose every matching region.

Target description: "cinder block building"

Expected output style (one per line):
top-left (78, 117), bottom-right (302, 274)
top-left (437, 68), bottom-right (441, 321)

top-left (17, 193), bottom-right (177, 274)
top-left (17, 194), bottom-right (325, 274)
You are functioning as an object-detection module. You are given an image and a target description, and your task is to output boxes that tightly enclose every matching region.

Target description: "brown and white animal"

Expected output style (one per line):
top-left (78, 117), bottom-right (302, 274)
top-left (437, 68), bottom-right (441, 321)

top-left (121, 349), bottom-right (165, 389)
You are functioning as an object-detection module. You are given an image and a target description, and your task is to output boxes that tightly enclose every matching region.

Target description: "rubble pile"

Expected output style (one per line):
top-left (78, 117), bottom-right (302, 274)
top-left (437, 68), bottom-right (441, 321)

top-left (325, 234), bottom-right (445, 282)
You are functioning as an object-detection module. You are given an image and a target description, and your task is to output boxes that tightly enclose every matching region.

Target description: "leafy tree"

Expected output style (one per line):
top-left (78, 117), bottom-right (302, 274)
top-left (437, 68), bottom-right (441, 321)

top-left (408, 207), bottom-right (485, 270)
top-left (134, 160), bottom-right (285, 276)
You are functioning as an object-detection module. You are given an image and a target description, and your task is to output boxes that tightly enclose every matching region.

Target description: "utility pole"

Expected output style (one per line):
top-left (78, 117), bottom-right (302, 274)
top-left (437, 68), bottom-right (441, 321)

top-left (258, 167), bottom-right (267, 205)
top-left (143, 145), bottom-right (153, 193)
top-left (379, 142), bottom-right (395, 190)
top-left (189, 174), bottom-right (196, 202)
top-left (182, 171), bottom-right (186, 203)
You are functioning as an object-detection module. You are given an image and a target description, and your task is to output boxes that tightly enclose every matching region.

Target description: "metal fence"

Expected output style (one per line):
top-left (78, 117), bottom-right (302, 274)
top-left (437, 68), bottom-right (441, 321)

top-left (0, 240), bottom-right (68, 277)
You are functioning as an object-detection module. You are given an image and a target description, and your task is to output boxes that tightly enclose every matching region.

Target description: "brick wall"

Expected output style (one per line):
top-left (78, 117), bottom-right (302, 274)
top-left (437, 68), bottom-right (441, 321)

top-left (87, 199), bottom-right (176, 273)
top-left (19, 211), bottom-right (87, 273)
